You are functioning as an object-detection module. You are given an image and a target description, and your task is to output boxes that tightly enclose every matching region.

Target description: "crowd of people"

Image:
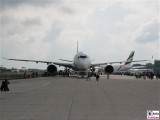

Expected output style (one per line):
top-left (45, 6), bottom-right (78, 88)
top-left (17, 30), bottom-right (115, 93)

top-left (86, 72), bottom-right (100, 81)
top-left (135, 72), bottom-right (160, 80)
top-left (1, 70), bottom-right (159, 92)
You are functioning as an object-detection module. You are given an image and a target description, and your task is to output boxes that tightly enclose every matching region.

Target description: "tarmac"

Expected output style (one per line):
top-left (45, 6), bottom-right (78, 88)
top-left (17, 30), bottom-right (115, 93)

top-left (0, 75), bottom-right (159, 120)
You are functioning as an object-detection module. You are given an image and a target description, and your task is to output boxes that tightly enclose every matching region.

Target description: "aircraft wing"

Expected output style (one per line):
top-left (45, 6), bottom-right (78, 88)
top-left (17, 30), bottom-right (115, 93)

top-left (90, 60), bottom-right (147, 68)
top-left (3, 58), bottom-right (73, 68)
top-left (4, 58), bottom-right (53, 64)
top-left (90, 62), bottom-right (122, 67)
top-left (130, 60), bottom-right (148, 62)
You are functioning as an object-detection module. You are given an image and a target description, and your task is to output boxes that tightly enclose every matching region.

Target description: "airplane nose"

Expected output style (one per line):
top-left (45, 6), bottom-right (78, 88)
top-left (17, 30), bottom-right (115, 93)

top-left (79, 61), bottom-right (90, 69)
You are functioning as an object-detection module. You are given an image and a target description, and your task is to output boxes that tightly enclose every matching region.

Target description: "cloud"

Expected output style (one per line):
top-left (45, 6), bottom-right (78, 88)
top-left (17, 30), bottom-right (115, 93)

top-left (44, 20), bottom-right (64, 42)
top-left (135, 19), bottom-right (159, 43)
top-left (60, 6), bottom-right (75, 15)
top-left (1, 0), bottom-right (159, 68)
top-left (0, 0), bottom-right (59, 9)
top-left (23, 17), bottom-right (41, 26)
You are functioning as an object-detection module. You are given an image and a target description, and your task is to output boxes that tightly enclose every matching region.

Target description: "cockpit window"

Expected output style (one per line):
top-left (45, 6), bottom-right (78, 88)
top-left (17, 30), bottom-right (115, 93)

top-left (79, 56), bottom-right (87, 58)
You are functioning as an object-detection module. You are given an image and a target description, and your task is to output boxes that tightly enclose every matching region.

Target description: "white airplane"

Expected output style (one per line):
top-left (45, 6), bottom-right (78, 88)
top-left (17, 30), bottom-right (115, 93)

top-left (4, 51), bottom-right (115, 74)
top-left (128, 68), bottom-right (153, 75)
top-left (112, 51), bottom-right (136, 72)
top-left (4, 44), bottom-right (147, 76)
top-left (98, 51), bottom-right (136, 73)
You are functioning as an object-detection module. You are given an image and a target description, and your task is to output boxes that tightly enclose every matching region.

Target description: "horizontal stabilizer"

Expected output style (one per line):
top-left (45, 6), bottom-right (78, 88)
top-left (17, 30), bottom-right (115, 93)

top-left (59, 59), bottom-right (73, 62)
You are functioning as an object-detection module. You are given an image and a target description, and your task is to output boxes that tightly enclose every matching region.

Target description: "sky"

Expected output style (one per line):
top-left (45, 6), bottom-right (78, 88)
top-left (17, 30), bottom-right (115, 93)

top-left (0, 0), bottom-right (159, 70)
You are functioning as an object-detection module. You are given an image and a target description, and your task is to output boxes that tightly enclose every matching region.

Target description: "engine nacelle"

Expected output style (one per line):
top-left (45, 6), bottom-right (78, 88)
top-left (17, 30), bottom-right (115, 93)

top-left (47, 64), bottom-right (57, 73)
top-left (104, 65), bottom-right (114, 74)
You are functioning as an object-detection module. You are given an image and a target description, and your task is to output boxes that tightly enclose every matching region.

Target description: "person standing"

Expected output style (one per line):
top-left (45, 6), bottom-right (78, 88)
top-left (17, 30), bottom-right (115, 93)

top-left (96, 74), bottom-right (99, 81)
top-left (1, 80), bottom-right (5, 91)
top-left (4, 79), bottom-right (10, 91)
top-left (1, 79), bottom-right (10, 91)
top-left (86, 72), bottom-right (91, 81)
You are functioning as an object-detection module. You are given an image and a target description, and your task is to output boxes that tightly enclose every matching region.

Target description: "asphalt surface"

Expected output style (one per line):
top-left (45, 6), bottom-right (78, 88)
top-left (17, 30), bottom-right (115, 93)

top-left (0, 75), bottom-right (160, 120)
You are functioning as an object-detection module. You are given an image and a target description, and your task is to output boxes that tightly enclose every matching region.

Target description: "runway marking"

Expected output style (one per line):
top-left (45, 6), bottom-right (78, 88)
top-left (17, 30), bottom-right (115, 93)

top-left (67, 79), bottom-right (79, 120)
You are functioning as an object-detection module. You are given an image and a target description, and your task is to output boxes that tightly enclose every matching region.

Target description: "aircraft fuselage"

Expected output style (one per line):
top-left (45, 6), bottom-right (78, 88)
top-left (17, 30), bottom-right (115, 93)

top-left (73, 52), bottom-right (91, 70)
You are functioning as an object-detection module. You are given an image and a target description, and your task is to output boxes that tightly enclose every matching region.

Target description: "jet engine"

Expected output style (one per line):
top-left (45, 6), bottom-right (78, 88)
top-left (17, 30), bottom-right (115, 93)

top-left (104, 65), bottom-right (114, 74)
top-left (47, 64), bottom-right (57, 73)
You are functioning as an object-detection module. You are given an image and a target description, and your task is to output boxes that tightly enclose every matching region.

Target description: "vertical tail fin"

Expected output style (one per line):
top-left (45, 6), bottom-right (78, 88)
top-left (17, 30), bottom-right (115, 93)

top-left (77, 41), bottom-right (78, 53)
top-left (117, 51), bottom-right (135, 71)
top-left (126, 51), bottom-right (135, 63)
